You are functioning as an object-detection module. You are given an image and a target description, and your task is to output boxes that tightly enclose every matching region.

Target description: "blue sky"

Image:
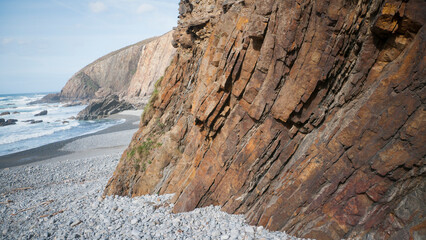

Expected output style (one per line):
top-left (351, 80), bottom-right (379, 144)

top-left (0, 0), bottom-right (179, 94)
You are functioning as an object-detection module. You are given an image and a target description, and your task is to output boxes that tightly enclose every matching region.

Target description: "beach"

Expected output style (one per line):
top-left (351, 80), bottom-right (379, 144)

top-left (0, 110), bottom-right (141, 169)
top-left (0, 110), bottom-right (299, 240)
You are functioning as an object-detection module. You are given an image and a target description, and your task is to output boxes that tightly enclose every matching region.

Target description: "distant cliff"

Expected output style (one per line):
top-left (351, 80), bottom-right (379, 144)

top-left (105, 1), bottom-right (425, 239)
top-left (125, 31), bottom-right (175, 107)
top-left (38, 31), bottom-right (176, 107)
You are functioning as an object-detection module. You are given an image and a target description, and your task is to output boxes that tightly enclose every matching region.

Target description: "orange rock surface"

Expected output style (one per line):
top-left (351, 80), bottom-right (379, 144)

top-left (105, 0), bottom-right (425, 239)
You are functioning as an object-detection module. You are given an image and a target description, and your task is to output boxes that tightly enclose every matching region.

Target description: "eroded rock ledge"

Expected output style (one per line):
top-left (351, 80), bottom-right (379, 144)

top-left (105, 0), bottom-right (425, 239)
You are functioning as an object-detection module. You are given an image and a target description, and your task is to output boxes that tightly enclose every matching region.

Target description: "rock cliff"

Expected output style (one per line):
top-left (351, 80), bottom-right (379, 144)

top-left (38, 31), bottom-right (176, 107)
top-left (105, 0), bottom-right (425, 239)
top-left (124, 31), bottom-right (176, 107)
top-left (55, 38), bottom-right (154, 102)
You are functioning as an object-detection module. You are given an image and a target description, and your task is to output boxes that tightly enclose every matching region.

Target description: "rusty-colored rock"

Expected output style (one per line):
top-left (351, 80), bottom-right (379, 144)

top-left (105, 0), bottom-right (425, 239)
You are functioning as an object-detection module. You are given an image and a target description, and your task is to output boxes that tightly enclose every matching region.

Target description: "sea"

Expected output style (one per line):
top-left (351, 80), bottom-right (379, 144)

top-left (0, 93), bottom-right (124, 156)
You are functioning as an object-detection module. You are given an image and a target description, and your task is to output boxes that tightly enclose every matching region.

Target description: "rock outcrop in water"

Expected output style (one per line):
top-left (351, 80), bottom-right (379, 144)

top-left (35, 31), bottom-right (176, 110)
top-left (0, 118), bottom-right (17, 127)
top-left (105, 0), bottom-right (425, 239)
top-left (34, 110), bottom-right (48, 116)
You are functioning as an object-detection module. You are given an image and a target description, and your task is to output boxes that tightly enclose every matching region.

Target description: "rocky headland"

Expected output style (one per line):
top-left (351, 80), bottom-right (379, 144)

top-left (33, 31), bottom-right (176, 119)
top-left (104, 0), bottom-right (426, 239)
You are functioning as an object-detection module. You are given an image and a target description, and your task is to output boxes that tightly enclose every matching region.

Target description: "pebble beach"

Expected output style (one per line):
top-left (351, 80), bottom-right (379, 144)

top-left (0, 112), bottom-right (303, 240)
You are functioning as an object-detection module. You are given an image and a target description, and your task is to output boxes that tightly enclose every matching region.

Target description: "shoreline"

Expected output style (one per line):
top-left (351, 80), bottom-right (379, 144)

top-left (0, 110), bottom-right (141, 169)
top-left (0, 109), bottom-right (299, 240)
top-left (0, 117), bottom-right (294, 240)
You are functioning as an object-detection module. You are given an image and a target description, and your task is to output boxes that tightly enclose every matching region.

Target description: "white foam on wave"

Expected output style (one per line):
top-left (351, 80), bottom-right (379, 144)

top-left (81, 119), bottom-right (126, 135)
top-left (12, 105), bottom-right (39, 111)
top-left (0, 93), bottom-right (129, 156)
top-left (6, 94), bottom-right (44, 105)
top-left (10, 96), bottom-right (31, 105)
top-left (0, 122), bottom-right (79, 145)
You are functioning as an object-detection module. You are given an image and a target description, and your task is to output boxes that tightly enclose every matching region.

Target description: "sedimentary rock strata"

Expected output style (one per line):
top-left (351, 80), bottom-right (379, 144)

top-left (125, 31), bottom-right (176, 107)
top-left (105, 0), bottom-right (425, 239)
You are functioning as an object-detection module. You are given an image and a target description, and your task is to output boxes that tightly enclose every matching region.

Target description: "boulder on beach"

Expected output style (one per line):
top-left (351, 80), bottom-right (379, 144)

top-left (34, 110), bottom-right (48, 116)
top-left (0, 111), bottom-right (10, 116)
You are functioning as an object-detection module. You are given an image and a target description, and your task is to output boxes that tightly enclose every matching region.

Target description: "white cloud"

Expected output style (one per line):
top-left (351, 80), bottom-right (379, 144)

top-left (18, 39), bottom-right (30, 45)
top-left (89, 1), bottom-right (107, 13)
top-left (136, 3), bottom-right (155, 14)
top-left (1, 38), bottom-right (30, 46)
top-left (1, 37), bottom-right (14, 45)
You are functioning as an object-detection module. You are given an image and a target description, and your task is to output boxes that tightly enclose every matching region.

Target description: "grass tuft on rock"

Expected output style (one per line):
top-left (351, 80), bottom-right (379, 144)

top-left (141, 76), bottom-right (163, 121)
top-left (129, 137), bottom-right (162, 172)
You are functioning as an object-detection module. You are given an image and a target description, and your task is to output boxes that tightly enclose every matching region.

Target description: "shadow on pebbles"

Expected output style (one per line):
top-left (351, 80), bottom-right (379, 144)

top-left (0, 152), bottom-right (303, 240)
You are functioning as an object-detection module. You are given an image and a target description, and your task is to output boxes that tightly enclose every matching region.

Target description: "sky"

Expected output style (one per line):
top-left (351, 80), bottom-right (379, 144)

top-left (0, 0), bottom-right (180, 94)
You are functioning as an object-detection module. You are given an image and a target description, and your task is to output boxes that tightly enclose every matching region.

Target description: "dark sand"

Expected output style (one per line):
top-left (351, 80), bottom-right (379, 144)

top-left (0, 112), bottom-right (141, 169)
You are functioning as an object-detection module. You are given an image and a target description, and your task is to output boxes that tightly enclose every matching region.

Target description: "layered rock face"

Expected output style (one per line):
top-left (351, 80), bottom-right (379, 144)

top-left (39, 32), bottom-right (176, 107)
top-left (125, 31), bottom-right (176, 107)
top-left (59, 38), bottom-right (155, 102)
top-left (105, 0), bottom-right (425, 239)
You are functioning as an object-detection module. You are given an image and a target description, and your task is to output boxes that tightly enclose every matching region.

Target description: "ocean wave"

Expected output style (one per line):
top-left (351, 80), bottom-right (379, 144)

top-left (0, 122), bottom-right (79, 145)
top-left (5, 95), bottom-right (42, 105)
top-left (83, 119), bottom-right (126, 135)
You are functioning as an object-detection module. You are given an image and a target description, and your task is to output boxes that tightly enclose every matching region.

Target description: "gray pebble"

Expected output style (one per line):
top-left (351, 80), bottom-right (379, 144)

top-left (134, 229), bottom-right (145, 237)
top-left (0, 151), bottom-right (302, 240)
top-left (212, 230), bottom-right (221, 237)
top-left (245, 226), bottom-right (255, 234)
